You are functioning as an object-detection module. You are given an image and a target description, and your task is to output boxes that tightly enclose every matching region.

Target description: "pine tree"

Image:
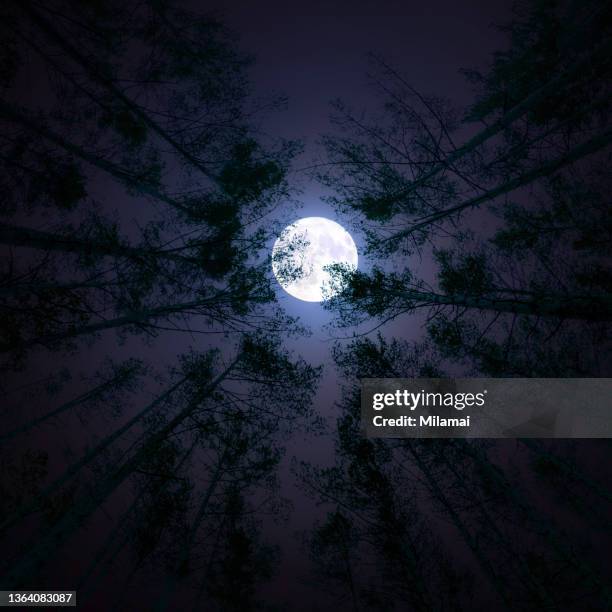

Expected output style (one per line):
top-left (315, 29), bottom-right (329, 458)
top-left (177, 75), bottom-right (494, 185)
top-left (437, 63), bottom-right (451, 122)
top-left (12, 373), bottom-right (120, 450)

top-left (0, 334), bottom-right (319, 592)
top-left (0, 0), bottom-right (298, 365)
top-left (299, 335), bottom-right (611, 610)
top-left (319, 0), bottom-right (611, 377)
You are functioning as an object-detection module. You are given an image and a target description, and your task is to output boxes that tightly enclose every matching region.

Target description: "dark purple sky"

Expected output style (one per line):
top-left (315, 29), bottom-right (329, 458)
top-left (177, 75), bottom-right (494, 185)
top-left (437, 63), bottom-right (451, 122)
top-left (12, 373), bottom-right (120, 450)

top-left (3, 2), bottom-right (525, 609)
top-left (6, 2), bottom-right (610, 608)
top-left (222, 0), bottom-right (511, 143)
top-left (214, 0), bottom-right (514, 354)
top-left (197, 1), bottom-right (514, 607)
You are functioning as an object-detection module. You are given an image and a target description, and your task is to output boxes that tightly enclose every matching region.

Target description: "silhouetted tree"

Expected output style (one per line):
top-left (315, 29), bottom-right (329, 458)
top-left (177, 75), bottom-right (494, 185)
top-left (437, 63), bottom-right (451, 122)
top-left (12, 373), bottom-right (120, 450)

top-left (0, 358), bottom-right (145, 444)
top-left (0, 0), bottom-right (299, 366)
top-left (299, 336), bottom-right (611, 610)
top-left (318, 1), bottom-right (611, 242)
top-left (0, 5), bottom-right (318, 605)
top-left (297, 337), bottom-right (472, 611)
top-left (0, 333), bottom-right (319, 594)
top-left (319, 0), bottom-right (611, 382)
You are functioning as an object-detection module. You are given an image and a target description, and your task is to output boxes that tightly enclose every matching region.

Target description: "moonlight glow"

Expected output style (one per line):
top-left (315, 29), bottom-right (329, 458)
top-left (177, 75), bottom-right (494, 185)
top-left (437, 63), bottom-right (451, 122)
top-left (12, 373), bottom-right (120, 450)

top-left (272, 217), bottom-right (358, 302)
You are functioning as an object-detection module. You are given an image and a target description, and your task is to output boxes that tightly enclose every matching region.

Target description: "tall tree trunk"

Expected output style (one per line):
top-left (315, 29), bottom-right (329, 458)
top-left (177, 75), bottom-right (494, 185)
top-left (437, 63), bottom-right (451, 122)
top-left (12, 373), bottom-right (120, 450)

top-left (338, 529), bottom-right (360, 612)
top-left (0, 222), bottom-right (189, 264)
top-left (21, 2), bottom-right (220, 185)
top-left (0, 376), bottom-right (188, 534)
top-left (302, 467), bottom-right (432, 610)
top-left (0, 279), bottom-right (112, 298)
top-left (77, 438), bottom-right (199, 598)
top-left (389, 287), bottom-right (612, 321)
top-left (190, 525), bottom-right (226, 612)
top-left (0, 293), bottom-right (236, 353)
top-left (154, 447), bottom-right (228, 612)
top-left (384, 34), bottom-right (612, 209)
top-left (0, 99), bottom-right (191, 215)
top-left (455, 440), bottom-right (611, 607)
top-left (403, 440), bottom-right (512, 608)
top-left (76, 490), bottom-right (145, 599)
top-left (0, 358), bottom-right (238, 589)
top-left (437, 445), bottom-right (557, 609)
top-left (0, 364), bottom-right (140, 444)
top-left (388, 128), bottom-right (612, 240)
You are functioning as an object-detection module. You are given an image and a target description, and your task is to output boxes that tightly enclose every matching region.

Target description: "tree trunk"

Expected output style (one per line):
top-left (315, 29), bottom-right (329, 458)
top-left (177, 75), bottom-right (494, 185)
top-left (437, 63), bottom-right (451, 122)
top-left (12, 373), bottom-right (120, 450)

top-left (437, 445), bottom-right (557, 609)
top-left (0, 358), bottom-right (238, 589)
top-left (0, 376), bottom-right (188, 534)
top-left (154, 448), bottom-right (228, 612)
top-left (0, 364), bottom-right (140, 444)
top-left (339, 531), bottom-right (360, 612)
top-left (21, 2), bottom-right (220, 185)
top-left (0, 222), bottom-right (189, 264)
top-left (0, 99), bottom-right (191, 215)
top-left (389, 128), bottom-right (612, 240)
top-left (392, 287), bottom-right (612, 321)
top-left (403, 440), bottom-right (512, 608)
top-left (385, 34), bottom-right (612, 209)
top-left (455, 440), bottom-right (611, 607)
top-left (0, 280), bottom-right (111, 298)
top-left (0, 294), bottom-right (231, 353)
top-left (76, 438), bottom-right (198, 598)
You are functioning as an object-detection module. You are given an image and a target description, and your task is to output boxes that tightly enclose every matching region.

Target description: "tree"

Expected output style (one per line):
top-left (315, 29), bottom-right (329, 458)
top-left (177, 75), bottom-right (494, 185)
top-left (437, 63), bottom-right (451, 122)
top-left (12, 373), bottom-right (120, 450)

top-left (0, 5), bottom-right (318, 606)
top-left (318, 0), bottom-right (611, 379)
top-left (298, 337), bottom-right (472, 611)
top-left (86, 334), bottom-right (318, 610)
top-left (0, 0), bottom-right (299, 366)
top-left (318, 2), bottom-right (611, 240)
top-left (299, 336), bottom-right (611, 610)
top-left (0, 333), bottom-right (319, 594)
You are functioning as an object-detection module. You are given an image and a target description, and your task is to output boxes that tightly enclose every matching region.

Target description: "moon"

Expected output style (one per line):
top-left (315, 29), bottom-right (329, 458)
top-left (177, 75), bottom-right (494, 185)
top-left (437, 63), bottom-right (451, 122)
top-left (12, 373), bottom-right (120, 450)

top-left (272, 217), bottom-right (358, 302)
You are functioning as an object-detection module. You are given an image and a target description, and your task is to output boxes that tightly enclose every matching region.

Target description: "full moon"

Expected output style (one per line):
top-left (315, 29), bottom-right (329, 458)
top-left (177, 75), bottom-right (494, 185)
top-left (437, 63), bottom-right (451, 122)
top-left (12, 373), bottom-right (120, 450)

top-left (272, 217), bottom-right (358, 302)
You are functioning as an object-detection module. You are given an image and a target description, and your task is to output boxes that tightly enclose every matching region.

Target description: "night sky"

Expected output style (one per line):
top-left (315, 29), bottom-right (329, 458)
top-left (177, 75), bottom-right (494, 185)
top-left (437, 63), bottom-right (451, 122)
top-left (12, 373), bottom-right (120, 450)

top-left (2, 0), bottom-right (610, 610)
top-left (206, 0), bottom-right (513, 606)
